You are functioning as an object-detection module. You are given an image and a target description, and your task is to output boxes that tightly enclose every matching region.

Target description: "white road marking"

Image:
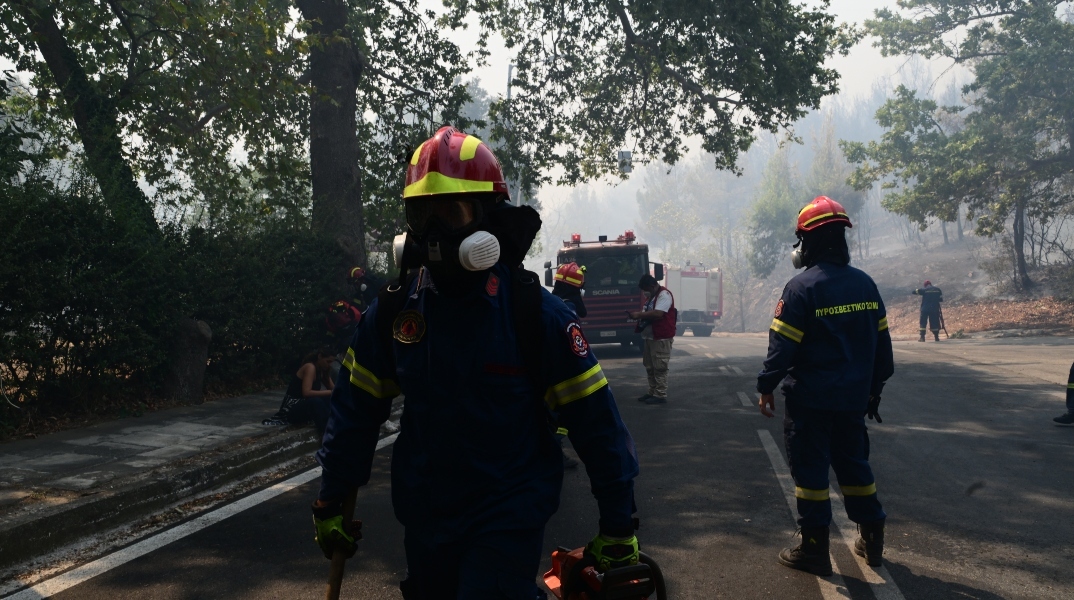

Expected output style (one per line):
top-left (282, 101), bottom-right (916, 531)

top-left (690, 344), bottom-right (706, 350)
top-left (756, 430), bottom-right (850, 600)
top-left (731, 366), bottom-right (745, 376)
top-left (721, 366), bottom-right (732, 374)
top-left (4, 434), bottom-right (400, 600)
top-left (737, 392), bottom-right (754, 407)
top-left (829, 490), bottom-right (907, 600)
top-left (715, 353), bottom-right (726, 359)
top-left (758, 430), bottom-right (907, 600)
top-left (705, 353), bottom-right (715, 359)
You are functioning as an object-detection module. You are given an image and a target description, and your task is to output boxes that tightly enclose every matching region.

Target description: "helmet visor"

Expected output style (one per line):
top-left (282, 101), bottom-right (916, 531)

top-left (406, 197), bottom-right (481, 236)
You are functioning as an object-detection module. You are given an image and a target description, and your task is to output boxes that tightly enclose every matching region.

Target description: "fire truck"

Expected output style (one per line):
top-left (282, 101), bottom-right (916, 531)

top-left (544, 230), bottom-right (662, 347)
top-left (664, 264), bottom-right (723, 336)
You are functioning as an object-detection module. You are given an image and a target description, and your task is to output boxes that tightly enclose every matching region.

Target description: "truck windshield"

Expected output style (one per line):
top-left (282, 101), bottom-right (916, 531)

top-left (561, 253), bottom-right (647, 288)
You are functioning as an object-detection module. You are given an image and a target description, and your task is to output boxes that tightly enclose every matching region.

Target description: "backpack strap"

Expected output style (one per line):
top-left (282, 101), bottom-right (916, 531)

top-left (374, 270), bottom-right (421, 376)
top-left (510, 266), bottom-right (546, 391)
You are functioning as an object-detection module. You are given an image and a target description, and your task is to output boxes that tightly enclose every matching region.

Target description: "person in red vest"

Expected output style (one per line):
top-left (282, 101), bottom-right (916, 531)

top-left (630, 274), bottom-right (677, 405)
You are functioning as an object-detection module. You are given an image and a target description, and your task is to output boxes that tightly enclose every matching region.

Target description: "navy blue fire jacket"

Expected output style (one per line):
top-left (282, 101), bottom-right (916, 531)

top-left (913, 285), bottom-right (943, 311)
top-left (757, 260), bottom-right (895, 412)
top-left (316, 263), bottom-right (639, 542)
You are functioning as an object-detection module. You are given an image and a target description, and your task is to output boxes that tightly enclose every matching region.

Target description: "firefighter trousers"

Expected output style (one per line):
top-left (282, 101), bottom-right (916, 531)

top-left (1066, 361), bottom-right (1074, 414)
top-left (399, 527), bottom-right (546, 600)
top-left (783, 401), bottom-right (886, 528)
top-left (642, 337), bottom-right (673, 398)
top-left (919, 308), bottom-right (940, 337)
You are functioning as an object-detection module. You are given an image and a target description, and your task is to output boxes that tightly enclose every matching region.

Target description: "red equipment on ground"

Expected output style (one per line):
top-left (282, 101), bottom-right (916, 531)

top-left (543, 546), bottom-right (666, 600)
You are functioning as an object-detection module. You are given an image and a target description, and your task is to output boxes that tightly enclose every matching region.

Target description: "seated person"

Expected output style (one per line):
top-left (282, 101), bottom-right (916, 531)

top-left (263, 348), bottom-right (336, 433)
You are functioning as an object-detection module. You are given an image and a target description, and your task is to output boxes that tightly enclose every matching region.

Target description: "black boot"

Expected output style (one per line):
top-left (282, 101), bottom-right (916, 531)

top-left (934, 332), bottom-right (940, 341)
top-left (918, 334), bottom-right (925, 342)
top-left (778, 526), bottom-right (832, 576)
top-left (854, 520), bottom-right (885, 567)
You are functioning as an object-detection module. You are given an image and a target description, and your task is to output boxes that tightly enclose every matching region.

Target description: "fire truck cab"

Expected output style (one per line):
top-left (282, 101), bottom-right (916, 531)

top-left (544, 230), bottom-right (662, 347)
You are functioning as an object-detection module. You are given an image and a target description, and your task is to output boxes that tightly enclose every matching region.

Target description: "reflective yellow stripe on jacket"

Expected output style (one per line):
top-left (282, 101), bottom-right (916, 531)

top-left (878, 317), bottom-right (888, 332)
top-left (344, 348), bottom-right (400, 399)
top-left (545, 364), bottom-right (608, 407)
top-left (770, 318), bottom-right (804, 343)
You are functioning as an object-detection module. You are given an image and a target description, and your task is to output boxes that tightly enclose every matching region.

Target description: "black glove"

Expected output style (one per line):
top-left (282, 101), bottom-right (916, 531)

top-left (866, 396), bottom-right (882, 423)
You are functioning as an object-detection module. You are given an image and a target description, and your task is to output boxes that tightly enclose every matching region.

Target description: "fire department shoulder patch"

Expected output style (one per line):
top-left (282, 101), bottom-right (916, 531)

top-left (485, 273), bottom-right (500, 296)
top-left (774, 299), bottom-right (784, 318)
top-left (393, 310), bottom-right (426, 344)
top-left (566, 322), bottom-right (589, 358)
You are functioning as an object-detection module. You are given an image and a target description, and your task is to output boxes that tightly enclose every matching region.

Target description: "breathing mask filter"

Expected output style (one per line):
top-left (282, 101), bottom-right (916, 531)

top-left (392, 230), bottom-right (500, 272)
top-left (791, 238), bottom-right (805, 269)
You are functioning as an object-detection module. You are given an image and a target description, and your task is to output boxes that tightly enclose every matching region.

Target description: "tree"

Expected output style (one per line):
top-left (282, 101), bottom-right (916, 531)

top-left (746, 147), bottom-right (800, 278)
top-left (856, 0), bottom-right (1074, 288)
top-left (445, 0), bottom-right (858, 191)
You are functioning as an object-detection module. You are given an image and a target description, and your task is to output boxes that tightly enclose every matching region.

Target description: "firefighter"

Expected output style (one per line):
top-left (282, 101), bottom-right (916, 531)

top-left (311, 127), bottom-right (640, 599)
top-left (912, 280), bottom-right (943, 341)
top-left (1053, 361), bottom-right (1074, 426)
top-left (757, 196), bottom-right (895, 576)
top-left (347, 267), bottom-right (383, 311)
top-left (629, 275), bottom-right (677, 405)
top-left (552, 262), bottom-right (588, 318)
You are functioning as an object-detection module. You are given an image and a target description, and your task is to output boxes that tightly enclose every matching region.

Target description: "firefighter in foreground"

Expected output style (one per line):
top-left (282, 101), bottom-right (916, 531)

top-left (311, 127), bottom-right (640, 599)
top-left (757, 196), bottom-right (895, 576)
top-left (912, 280), bottom-right (943, 341)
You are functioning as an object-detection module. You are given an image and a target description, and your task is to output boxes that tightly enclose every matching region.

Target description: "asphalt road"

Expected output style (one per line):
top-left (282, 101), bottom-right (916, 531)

top-left (13, 334), bottom-right (1074, 599)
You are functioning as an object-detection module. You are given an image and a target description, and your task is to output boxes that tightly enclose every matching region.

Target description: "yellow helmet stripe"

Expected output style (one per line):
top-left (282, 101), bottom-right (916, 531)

top-left (459, 135), bottom-right (481, 161)
top-left (801, 211), bottom-right (848, 228)
top-left (403, 171), bottom-right (495, 198)
top-left (410, 145), bottom-right (423, 166)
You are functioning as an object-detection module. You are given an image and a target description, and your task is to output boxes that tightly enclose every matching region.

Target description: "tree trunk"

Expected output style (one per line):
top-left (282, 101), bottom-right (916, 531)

top-left (165, 318), bottom-right (212, 404)
top-left (1012, 197), bottom-right (1031, 288)
top-left (297, 0), bottom-right (367, 269)
top-left (940, 220), bottom-right (948, 244)
top-left (13, 1), bottom-right (158, 237)
top-left (955, 207), bottom-right (964, 240)
top-left (736, 290), bottom-right (746, 333)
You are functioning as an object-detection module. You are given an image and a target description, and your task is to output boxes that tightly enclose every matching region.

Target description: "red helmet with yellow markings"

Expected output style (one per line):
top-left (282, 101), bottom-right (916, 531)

top-left (404, 126), bottom-right (509, 200)
top-left (796, 196), bottom-right (853, 233)
top-left (554, 263), bottom-right (586, 288)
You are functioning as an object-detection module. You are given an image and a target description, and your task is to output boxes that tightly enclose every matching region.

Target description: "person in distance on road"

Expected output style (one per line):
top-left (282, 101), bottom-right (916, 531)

top-left (630, 274), bottom-right (677, 405)
top-left (310, 126), bottom-right (640, 599)
top-left (757, 196), bottom-right (895, 576)
top-left (1053, 361), bottom-right (1074, 426)
top-left (912, 280), bottom-right (943, 342)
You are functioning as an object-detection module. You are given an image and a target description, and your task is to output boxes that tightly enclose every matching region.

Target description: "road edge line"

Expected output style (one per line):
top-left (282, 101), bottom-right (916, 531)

top-left (756, 429), bottom-right (850, 600)
top-left (4, 434), bottom-right (400, 599)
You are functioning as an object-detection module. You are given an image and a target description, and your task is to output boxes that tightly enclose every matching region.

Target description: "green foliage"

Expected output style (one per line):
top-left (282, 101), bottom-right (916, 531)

top-left (747, 148), bottom-right (801, 278)
top-left (445, 0), bottom-right (858, 191)
top-left (851, 1), bottom-right (1074, 287)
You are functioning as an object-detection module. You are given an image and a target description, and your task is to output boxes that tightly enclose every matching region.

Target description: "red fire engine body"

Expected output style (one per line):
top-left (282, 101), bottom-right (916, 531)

top-left (545, 230), bottom-right (663, 347)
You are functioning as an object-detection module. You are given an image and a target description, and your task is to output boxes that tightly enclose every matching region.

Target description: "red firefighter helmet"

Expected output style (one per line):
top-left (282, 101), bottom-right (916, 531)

top-left (348, 267), bottom-right (366, 282)
top-left (404, 126), bottom-right (509, 200)
top-left (325, 300), bottom-right (361, 333)
top-left (554, 263), bottom-right (586, 288)
top-left (796, 196), bottom-right (853, 233)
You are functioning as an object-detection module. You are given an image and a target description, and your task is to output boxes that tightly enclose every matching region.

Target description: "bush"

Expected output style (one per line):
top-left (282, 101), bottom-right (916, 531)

top-left (0, 181), bottom-right (346, 437)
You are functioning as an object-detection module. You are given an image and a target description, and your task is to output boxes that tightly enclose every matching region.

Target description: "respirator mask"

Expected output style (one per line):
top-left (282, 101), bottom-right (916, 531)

top-left (408, 196), bottom-right (500, 271)
top-left (790, 238), bottom-right (805, 270)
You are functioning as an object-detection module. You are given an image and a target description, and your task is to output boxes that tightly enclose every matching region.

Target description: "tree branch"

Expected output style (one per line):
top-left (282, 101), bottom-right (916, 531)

top-left (106, 0), bottom-right (140, 100)
top-left (607, 1), bottom-right (739, 109)
top-left (354, 50), bottom-right (429, 96)
top-left (165, 102), bottom-right (229, 136)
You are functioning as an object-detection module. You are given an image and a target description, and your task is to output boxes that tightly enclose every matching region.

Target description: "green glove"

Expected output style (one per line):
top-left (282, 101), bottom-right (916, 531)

top-left (312, 501), bottom-right (361, 560)
top-left (585, 533), bottom-right (639, 571)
